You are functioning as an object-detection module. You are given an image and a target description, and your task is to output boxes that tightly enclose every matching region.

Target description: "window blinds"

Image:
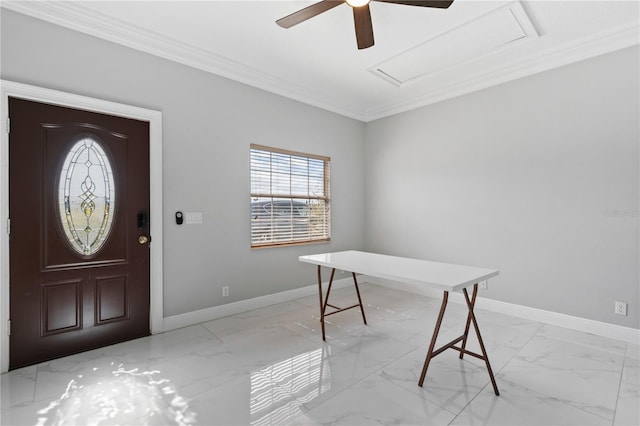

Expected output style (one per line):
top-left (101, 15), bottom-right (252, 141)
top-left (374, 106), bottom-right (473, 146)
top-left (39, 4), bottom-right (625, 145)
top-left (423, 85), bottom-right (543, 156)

top-left (250, 144), bottom-right (330, 248)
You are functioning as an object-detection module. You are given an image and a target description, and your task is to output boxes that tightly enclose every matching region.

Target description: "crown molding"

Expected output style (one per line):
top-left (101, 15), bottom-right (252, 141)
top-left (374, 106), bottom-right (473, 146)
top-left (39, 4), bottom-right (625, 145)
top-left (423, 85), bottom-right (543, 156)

top-left (364, 21), bottom-right (640, 121)
top-left (2, 1), bottom-right (638, 123)
top-left (1, 1), bottom-right (368, 121)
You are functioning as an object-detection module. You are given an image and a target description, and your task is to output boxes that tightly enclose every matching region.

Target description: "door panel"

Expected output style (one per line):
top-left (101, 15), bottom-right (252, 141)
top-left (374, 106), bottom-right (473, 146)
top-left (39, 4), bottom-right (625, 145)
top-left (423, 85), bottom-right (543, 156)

top-left (95, 275), bottom-right (128, 324)
top-left (42, 279), bottom-right (82, 335)
top-left (9, 97), bottom-right (150, 370)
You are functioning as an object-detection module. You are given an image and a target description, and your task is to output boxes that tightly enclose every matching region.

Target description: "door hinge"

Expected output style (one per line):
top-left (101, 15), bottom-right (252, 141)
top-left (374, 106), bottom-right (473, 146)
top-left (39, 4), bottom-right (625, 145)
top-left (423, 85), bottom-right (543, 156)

top-left (5, 117), bottom-right (9, 134)
top-left (7, 320), bottom-right (10, 336)
top-left (6, 218), bottom-right (9, 237)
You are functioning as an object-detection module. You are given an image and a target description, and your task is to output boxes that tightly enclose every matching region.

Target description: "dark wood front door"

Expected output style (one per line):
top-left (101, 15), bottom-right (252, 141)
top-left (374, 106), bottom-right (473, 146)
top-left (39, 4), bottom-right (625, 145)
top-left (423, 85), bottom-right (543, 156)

top-left (9, 97), bottom-right (150, 370)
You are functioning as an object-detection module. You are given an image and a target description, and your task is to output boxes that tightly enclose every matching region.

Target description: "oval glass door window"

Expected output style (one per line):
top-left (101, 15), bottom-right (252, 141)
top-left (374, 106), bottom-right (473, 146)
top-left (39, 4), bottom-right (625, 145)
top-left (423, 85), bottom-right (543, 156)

top-left (58, 137), bottom-right (116, 256)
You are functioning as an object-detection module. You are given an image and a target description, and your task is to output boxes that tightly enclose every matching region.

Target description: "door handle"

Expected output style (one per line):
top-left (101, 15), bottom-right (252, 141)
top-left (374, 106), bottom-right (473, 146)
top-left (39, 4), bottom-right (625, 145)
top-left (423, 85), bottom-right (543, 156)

top-left (137, 211), bottom-right (150, 245)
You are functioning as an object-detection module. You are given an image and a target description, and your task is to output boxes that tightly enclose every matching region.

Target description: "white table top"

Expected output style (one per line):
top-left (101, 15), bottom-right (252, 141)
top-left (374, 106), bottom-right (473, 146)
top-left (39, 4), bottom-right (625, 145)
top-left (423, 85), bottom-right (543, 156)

top-left (299, 250), bottom-right (499, 293)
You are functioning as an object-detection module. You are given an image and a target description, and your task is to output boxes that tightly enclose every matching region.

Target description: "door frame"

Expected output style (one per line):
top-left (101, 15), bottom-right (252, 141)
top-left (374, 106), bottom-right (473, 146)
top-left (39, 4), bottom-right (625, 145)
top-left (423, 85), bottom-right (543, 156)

top-left (0, 80), bottom-right (164, 373)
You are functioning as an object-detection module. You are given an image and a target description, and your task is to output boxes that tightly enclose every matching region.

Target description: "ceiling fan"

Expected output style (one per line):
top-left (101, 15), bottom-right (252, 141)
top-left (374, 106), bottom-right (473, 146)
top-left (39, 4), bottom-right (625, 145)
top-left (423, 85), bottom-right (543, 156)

top-left (276, 0), bottom-right (454, 50)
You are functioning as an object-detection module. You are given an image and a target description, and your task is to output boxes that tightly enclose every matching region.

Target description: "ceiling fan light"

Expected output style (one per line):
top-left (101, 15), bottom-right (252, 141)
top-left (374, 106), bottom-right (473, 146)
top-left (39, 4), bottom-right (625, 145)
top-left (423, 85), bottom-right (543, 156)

top-left (345, 0), bottom-right (371, 7)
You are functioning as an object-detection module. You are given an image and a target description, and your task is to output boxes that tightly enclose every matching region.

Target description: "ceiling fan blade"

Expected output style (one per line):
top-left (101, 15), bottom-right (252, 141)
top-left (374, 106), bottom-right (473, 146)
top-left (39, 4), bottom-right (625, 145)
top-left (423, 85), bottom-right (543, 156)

top-left (373, 0), bottom-right (454, 8)
top-left (276, 0), bottom-right (345, 28)
top-left (353, 4), bottom-right (374, 49)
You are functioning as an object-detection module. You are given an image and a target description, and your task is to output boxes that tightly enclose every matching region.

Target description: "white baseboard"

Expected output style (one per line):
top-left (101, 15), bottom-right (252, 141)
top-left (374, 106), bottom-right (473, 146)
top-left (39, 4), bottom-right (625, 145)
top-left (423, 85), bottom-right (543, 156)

top-left (163, 278), bottom-right (353, 332)
top-left (363, 276), bottom-right (640, 345)
top-left (162, 275), bottom-right (638, 345)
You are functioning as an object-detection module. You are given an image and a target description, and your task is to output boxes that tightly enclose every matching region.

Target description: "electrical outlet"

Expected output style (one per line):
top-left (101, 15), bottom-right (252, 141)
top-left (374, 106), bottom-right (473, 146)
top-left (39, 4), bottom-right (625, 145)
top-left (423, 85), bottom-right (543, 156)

top-left (479, 281), bottom-right (488, 290)
top-left (222, 286), bottom-right (229, 297)
top-left (614, 301), bottom-right (627, 316)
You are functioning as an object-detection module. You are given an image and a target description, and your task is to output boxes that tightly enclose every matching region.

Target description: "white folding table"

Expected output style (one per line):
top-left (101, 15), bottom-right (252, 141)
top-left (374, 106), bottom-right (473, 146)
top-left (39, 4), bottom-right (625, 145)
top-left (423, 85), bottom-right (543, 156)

top-left (298, 250), bottom-right (500, 395)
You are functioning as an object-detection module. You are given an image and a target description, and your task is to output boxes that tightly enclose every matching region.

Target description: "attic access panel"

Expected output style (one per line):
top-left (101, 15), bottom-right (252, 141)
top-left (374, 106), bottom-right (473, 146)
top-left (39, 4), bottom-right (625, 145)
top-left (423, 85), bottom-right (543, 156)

top-left (370, 2), bottom-right (539, 86)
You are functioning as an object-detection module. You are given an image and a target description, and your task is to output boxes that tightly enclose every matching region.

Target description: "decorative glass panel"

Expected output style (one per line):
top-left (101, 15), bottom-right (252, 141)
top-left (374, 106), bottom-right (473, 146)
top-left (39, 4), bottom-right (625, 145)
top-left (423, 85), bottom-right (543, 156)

top-left (58, 137), bottom-right (115, 255)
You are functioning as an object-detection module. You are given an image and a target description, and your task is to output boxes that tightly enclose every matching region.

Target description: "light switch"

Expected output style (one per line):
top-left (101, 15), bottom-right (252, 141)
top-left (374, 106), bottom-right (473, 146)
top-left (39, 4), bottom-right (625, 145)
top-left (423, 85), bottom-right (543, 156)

top-left (185, 212), bottom-right (203, 224)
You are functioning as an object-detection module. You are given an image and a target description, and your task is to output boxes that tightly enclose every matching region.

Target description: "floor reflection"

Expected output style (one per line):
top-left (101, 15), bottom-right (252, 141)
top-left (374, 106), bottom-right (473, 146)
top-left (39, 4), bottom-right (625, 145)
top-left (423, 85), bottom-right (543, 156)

top-left (35, 362), bottom-right (195, 426)
top-left (250, 347), bottom-right (331, 425)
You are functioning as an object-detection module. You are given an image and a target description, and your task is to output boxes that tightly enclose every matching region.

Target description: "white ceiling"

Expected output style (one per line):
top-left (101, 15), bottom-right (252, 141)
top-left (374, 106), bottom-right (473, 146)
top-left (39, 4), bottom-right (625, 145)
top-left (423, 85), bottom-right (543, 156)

top-left (3, 0), bottom-right (639, 121)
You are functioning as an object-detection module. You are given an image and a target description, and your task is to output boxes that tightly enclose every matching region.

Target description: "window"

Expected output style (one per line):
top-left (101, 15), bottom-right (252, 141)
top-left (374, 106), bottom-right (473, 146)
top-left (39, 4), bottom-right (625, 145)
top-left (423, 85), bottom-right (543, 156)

top-left (58, 136), bottom-right (116, 256)
top-left (250, 144), bottom-right (330, 248)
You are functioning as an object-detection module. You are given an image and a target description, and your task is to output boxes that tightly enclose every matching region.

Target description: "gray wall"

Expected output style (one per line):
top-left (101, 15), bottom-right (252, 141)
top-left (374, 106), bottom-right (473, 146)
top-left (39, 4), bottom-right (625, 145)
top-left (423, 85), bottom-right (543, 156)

top-left (1, 10), bottom-right (366, 317)
top-left (365, 46), bottom-right (639, 328)
top-left (3, 9), bottom-right (638, 329)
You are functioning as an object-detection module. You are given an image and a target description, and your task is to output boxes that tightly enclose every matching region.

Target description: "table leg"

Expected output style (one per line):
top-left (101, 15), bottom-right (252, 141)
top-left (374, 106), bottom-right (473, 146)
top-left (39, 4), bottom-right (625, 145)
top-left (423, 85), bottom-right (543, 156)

top-left (317, 265), bottom-right (326, 341)
top-left (459, 283), bottom-right (478, 359)
top-left (418, 290), bottom-right (449, 387)
top-left (463, 287), bottom-right (500, 396)
top-left (316, 268), bottom-right (368, 341)
top-left (322, 268), bottom-right (337, 319)
top-left (418, 286), bottom-right (499, 396)
top-left (352, 273), bottom-right (368, 325)
top-left (318, 267), bottom-right (337, 341)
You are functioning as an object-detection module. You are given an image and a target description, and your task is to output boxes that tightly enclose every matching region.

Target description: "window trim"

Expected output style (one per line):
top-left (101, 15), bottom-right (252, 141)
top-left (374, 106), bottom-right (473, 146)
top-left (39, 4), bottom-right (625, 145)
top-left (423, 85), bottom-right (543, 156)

top-left (250, 144), bottom-right (331, 248)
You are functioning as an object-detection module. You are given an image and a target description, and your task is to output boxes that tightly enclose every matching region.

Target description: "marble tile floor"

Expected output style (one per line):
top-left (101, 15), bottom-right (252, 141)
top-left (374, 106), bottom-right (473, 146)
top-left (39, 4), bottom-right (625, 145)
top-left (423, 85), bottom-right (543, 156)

top-left (1, 283), bottom-right (638, 426)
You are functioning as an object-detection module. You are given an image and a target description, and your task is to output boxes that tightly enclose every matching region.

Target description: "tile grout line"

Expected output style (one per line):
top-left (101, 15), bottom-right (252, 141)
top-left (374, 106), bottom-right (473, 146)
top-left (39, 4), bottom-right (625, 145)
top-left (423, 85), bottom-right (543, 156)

top-left (611, 342), bottom-right (629, 426)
